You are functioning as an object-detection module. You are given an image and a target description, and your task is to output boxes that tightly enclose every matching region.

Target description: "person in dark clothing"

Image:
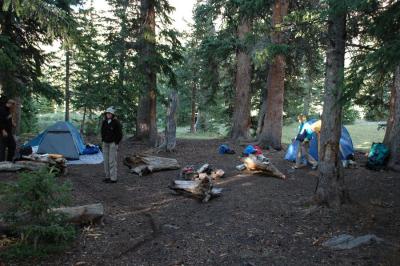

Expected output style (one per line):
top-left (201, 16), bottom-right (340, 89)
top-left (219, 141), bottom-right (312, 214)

top-left (0, 99), bottom-right (17, 161)
top-left (101, 107), bottom-right (123, 183)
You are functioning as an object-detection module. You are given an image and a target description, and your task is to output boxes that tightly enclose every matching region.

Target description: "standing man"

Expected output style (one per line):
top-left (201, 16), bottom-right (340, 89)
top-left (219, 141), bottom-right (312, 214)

top-left (0, 99), bottom-right (17, 162)
top-left (101, 107), bottom-right (123, 183)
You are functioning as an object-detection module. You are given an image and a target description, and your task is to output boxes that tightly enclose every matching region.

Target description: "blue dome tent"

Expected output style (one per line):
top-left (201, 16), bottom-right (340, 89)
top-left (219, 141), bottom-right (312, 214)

top-left (284, 120), bottom-right (354, 162)
top-left (25, 121), bottom-right (85, 160)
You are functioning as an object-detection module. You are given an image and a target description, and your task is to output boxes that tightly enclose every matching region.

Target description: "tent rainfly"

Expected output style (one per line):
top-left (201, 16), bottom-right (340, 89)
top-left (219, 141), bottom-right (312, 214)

top-left (26, 121), bottom-right (85, 160)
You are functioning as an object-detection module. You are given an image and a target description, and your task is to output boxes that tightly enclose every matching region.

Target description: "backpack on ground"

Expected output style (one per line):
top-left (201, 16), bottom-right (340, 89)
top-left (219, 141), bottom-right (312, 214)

top-left (366, 143), bottom-right (389, 170)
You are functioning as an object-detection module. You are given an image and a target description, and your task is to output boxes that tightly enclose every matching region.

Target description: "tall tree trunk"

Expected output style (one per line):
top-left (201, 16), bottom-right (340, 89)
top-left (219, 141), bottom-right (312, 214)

top-left (165, 90), bottom-right (178, 151)
top-left (118, 0), bottom-right (128, 109)
top-left (303, 75), bottom-right (312, 116)
top-left (81, 106), bottom-right (87, 135)
top-left (315, 0), bottom-right (349, 208)
top-left (137, 0), bottom-right (157, 146)
top-left (256, 64), bottom-right (270, 136)
top-left (258, 0), bottom-right (289, 150)
top-left (384, 65), bottom-right (400, 171)
top-left (231, 18), bottom-right (252, 141)
top-left (190, 82), bottom-right (197, 133)
top-left (14, 96), bottom-right (21, 135)
top-left (65, 49), bottom-right (71, 122)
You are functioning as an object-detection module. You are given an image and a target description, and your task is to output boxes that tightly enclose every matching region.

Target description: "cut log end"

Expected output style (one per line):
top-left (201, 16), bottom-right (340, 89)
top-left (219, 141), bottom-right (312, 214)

top-left (242, 155), bottom-right (286, 179)
top-left (125, 155), bottom-right (180, 176)
top-left (53, 203), bottom-right (104, 225)
top-left (169, 179), bottom-right (222, 202)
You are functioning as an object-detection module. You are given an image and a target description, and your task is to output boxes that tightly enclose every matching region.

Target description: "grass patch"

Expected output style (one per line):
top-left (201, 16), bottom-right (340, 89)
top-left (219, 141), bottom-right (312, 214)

top-left (176, 127), bottom-right (226, 140)
top-left (33, 112), bottom-right (385, 151)
top-left (345, 121), bottom-right (384, 150)
top-left (177, 121), bottom-right (384, 151)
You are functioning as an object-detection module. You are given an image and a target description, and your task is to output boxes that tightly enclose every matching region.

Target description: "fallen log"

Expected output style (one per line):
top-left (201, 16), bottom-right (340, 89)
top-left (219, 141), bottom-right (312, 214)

top-left (169, 177), bottom-right (223, 202)
top-left (124, 155), bottom-right (180, 176)
top-left (0, 203), bottom-right (104, 237)
top-left (242, 154), bottom-right (286, 179)
top-left (0, 161), bottom-right (48, 172)
top-left (53, 203), bottom-right (104, 224)
top-left (22, 154), bottom-right (67, 174)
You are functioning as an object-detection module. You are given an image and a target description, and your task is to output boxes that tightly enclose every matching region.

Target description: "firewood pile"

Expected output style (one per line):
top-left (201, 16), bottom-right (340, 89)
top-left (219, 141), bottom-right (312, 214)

top-left (169, 163), bottom-right (224, 203)
top-left (124, 154), bottom-right (180, 176)
top-left (0, 154), bottom-right (67, 174)
top-left (180, 164), bottom-right (225, 181)
top-left (238, 154), bottom-right (286, 179)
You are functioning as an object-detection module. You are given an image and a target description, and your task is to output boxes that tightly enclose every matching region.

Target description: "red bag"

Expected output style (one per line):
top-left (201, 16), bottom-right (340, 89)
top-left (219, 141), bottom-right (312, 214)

top-left (254, 145), bottom-right (263, 155)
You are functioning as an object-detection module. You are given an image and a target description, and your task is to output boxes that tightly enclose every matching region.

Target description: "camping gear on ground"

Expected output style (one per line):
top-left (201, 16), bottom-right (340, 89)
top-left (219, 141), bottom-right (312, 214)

top-left (24, 121), bottom-right (85, 160)
top-left (66, 151), bottom-right (104, 165)
top-left (82, 144), bottom-right (100, 155)
top-left (243, 145), bottom-right (264, 156)
top-left (366, 143), bottom-right (389, 170)
top-left (197, 163), bottom-right (211, 174)
top-left (243, 145), bottom-right (256, 156)
top-left (253, 145), bottom-right (263, 155)
top-left (285, 119), bottom-right (354, 163)
top-left (181, 165), bottom-right (196, 179)
top-left (218, 144), bottom-right (235, 154)
top-left (236, 163), bottom-right (246, 171)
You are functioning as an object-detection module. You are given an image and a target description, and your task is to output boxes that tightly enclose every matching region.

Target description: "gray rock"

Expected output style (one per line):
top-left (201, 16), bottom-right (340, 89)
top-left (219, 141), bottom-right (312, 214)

top-left (322, 234), bottom-right (383, 250)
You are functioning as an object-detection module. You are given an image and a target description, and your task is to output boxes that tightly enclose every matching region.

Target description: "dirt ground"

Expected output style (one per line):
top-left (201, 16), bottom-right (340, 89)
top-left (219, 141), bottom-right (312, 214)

top-left (3, 138), bottom-right (400, 265)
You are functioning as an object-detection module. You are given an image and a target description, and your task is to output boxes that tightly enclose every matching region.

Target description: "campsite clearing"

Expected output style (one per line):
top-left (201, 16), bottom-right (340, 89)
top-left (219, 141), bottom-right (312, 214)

top-left (1, 138), bottom-right (399, 265)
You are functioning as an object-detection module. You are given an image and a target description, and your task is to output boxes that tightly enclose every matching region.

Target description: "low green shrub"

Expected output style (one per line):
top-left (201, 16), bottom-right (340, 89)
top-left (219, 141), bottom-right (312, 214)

top-left (0, 168), bottom-right (76, 260)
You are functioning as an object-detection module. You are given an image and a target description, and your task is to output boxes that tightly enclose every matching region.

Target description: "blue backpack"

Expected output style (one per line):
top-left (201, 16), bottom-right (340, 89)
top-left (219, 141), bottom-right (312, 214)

top-left (366, 143), bottom-right (389, 170)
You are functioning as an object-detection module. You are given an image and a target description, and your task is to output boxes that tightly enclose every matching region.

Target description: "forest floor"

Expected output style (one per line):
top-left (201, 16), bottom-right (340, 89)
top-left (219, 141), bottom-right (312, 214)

top-left (2, 138), bottom-right (400, 265)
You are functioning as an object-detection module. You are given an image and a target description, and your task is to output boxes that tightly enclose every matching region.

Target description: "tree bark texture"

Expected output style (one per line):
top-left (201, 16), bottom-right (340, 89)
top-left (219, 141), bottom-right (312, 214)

top-left (65, 49), bottom-right (71, 122)
top-left (190, 82), bottom-right (197, 133)
top-left (117, 0), bottom-right (128, 106)
top-left (124, 154), bottom-right (180, 176)
top-left (384, 65), bottom-right (400, 171)
top-left (81, 106), bottom-right (87, 135)
top-left (256, 64), bottom-right (269, 136)
top-left (258, 0), bottom-right (289, 150)
top-left (303, 75), bottom-right (312, 116)
top-left (14, 96), bottom-right (21, 135)
top-left (242, 154), bottom-right (286, 179)
top-left (53, 203), bottom-right (104, 224)
top-left (169, 179), bottom-right (222, 203)
top-left (165, 90), bottom-right (178, 151)
top-left (137, 0), bottom-right (157, 145)
top-left (315, 0), bottom-right (349, 207)
top-left (231, 18), bottom-right (252, 141)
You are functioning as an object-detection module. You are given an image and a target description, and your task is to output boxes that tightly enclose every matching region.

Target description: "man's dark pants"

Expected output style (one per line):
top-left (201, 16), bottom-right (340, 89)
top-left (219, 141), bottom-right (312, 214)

top-left (0, 135), bottom-right (16, 161)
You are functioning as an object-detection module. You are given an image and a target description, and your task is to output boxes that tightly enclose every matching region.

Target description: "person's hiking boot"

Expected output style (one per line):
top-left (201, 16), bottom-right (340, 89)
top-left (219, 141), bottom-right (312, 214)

top-left (103, 178), bottom-right (118, 183)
